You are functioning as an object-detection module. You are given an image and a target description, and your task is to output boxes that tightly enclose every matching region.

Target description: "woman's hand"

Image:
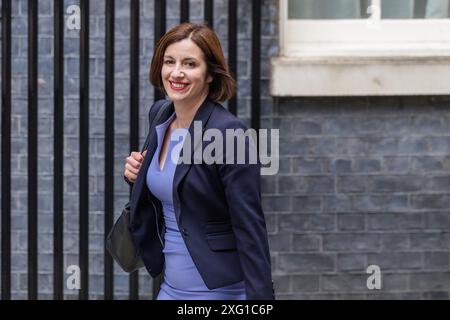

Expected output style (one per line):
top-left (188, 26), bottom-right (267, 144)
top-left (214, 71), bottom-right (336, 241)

top-left (124, 150), bottom-right (147, 183)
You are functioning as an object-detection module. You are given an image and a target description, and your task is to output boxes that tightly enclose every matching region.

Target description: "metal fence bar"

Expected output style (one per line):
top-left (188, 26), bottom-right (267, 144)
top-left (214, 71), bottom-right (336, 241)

top-left (154, 0), bottom-right (166, 101)
top-left (129, 0), bottom-right (140, 300)
top-left (152, 0), bottom-right (166, 298)
top-left (53, 0), bottom-right (64, 300)
top-left (27, 0), bottom-right (39, 300)
top-left (0, 0), bottom-right (259, 301)
top-left (204, 0), bottom-right (214, 27)
top-left (228, 0), bottom-right (237, 115)
top-left (251, 0), bottom-right (261, 131)
top-left (130, 1), bottom-right (140, 153)
top-left (79, 0), bottom-right (90, 300)
top-left (105, 0), bottom-right (115, 300)
top-left (153, 0), bottom-right (169, 299)
top-left (1, 0), bottom-right (12, 301)
top-left (180, 0), bottom-right (190, 23)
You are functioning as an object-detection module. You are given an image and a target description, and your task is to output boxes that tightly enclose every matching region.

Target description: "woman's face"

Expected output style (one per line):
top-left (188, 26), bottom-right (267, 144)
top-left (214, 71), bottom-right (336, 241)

top-left (161, 38), bottom-right (213, 105)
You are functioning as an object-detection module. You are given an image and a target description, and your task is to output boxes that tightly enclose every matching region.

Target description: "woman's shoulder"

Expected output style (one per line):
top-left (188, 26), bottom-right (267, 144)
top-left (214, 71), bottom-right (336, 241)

top-left (208, 101), bottom-right (250, 132)
top-left (147, 99), bottom-right (173, 125)
top-left (149, 99), bottom-right (170, 115)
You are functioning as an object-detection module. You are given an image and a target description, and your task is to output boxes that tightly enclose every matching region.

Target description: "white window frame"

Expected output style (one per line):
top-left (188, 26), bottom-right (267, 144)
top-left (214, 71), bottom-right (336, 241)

top-left (271, 0), bottom-right (450, 96)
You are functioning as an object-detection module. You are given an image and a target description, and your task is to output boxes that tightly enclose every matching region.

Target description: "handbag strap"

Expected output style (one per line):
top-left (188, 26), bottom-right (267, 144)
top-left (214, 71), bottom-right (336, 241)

top-left (140, 100), bottom-right (172, 154)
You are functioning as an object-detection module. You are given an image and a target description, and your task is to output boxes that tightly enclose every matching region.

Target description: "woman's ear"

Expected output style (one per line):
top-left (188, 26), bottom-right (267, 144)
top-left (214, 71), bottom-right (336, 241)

top-left (206, 74), bottom-right (213, 84)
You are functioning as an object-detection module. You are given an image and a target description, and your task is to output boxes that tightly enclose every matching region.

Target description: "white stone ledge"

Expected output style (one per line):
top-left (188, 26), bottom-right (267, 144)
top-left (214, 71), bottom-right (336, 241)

top-left (270, 54), bottom-right (450, 97)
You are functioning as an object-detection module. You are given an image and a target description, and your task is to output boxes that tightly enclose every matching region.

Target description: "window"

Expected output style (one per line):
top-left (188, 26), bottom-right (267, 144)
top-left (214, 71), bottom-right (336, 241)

top-left (271, 0), bottom-right (450, 96)
top-left (288, 0), bottom-right (449, 19)
top-left (281, 0), bottom-right (450, 56)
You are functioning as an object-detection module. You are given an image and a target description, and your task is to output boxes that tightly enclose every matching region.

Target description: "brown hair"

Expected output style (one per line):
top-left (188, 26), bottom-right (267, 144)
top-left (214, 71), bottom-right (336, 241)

top-left (149, 23), bottom-right (236, 102)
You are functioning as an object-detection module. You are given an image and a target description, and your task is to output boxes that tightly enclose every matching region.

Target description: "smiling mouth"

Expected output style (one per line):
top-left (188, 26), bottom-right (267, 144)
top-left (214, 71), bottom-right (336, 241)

top-left (169, 81), bottom-right (190, 91)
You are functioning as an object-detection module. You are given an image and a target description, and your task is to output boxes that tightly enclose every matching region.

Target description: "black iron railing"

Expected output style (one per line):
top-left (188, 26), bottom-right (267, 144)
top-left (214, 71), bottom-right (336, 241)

top-left (0, 0), bottom-right (262, 300)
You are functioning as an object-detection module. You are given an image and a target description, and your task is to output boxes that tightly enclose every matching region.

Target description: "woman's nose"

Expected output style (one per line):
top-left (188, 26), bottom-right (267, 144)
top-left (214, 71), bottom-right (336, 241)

top-left (171, 65), bottom-right (184, 78)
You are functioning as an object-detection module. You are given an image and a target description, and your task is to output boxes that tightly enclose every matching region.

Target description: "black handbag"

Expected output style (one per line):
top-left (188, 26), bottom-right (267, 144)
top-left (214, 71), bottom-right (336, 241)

top-left (106, 101), bottom-right (171, 273)
top-left (106, 201), bottom-right (143, 272)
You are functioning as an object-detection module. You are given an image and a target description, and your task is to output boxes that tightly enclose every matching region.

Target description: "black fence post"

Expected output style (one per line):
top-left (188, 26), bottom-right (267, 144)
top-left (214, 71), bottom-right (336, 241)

top-left (204, 0), bottom-right (213, 28)
top-left (79, 0), bottom-right (90, 300)
top-left (27, 0), bottom-right (39, 300)
top-left (251, 0), bottom-right (261, 131)
top-left (154, 0), bottom-right (166, 102)
top-left (152, 0), bottom-right (166, 299)
top-left (0, 0), bottom-right (260, 301)
top-left (228, 0), bottom-right (237, 115)
top-left (1, 0), bottom-right (12, 301)
top-left (129, 0), bottom-right (140, 300)
top-left (105, 0), bottom-right (115, 300)
top-left (180, 0), bottom-right (190, 23)
top-left (53, 0), bottom-right (65, 301)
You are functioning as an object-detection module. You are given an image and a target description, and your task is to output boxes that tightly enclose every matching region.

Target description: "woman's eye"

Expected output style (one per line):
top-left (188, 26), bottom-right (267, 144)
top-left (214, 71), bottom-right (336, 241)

top-left (185, 61), bottom-right (195, 67)
top-left (164, 60), bottom-right (174, 64)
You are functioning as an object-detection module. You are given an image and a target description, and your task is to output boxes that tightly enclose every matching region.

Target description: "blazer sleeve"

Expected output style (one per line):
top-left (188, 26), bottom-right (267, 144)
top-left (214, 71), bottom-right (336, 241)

top-left (216, 120), bottom-right (275, 300)
top-left (123, 99), bottom-right (167, 187)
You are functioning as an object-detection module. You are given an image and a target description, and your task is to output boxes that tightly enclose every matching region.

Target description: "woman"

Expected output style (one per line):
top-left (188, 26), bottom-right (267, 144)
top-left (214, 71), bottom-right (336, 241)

top-left (123, 23), bottom-right (274, 300)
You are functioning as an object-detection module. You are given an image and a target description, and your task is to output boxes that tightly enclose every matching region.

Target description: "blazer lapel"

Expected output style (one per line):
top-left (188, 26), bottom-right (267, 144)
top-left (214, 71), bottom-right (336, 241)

top-left (130, 102), bottom-right (175, 215)
top-left (172, 99), bottom-right (215, 224)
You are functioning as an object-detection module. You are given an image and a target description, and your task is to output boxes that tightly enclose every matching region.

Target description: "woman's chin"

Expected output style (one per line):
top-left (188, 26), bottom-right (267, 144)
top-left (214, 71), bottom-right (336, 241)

top-left (168, 96), bottom-right (186, 103)
top-left (167, 93), bottom-right (190, 103)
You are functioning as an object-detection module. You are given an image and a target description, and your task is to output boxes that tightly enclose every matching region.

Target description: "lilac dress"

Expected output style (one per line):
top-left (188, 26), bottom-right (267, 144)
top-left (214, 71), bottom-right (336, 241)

top-left (146, 112), bottom-right (246, 300)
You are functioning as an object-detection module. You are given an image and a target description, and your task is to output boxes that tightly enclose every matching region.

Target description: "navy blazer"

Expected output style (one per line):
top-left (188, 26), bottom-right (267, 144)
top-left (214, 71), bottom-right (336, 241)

top-left (128, 98), bottom-right (274, 300)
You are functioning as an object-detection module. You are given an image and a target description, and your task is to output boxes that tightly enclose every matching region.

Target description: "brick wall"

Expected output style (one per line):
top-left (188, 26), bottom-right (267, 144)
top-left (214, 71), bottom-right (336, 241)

top-left (264, 96), bottom-right (450, 299)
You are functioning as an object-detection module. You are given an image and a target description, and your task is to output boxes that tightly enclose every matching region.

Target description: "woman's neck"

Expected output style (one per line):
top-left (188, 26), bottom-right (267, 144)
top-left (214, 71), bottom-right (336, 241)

top-left (172, 93), bottom-right (208, 129)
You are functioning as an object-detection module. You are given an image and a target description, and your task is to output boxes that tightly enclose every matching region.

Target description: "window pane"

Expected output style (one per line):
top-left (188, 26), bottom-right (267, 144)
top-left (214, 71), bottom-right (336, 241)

top-left (381, 0), bottom-right (415, 18)
top-left (288, 0), bottom-right (364, 19)
top-left (287, 0), bottom-right (450, 19)
top-left (423, 0), bottom-right (449, 18)
top-left (382, 0), bottom-right (449, 19)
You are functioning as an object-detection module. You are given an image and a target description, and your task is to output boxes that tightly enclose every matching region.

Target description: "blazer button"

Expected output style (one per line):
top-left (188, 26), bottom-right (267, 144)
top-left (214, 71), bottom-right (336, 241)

top-left (181, 228), bottom-right (189, 237)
